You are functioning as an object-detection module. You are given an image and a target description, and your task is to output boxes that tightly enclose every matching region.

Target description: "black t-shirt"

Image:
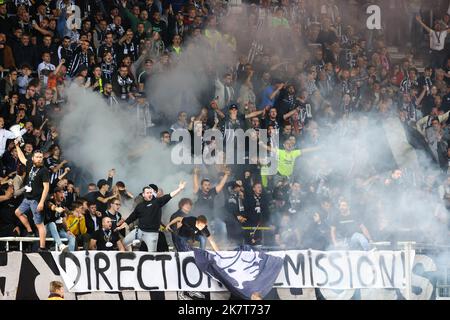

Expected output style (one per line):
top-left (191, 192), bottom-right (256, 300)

top-left (45, 199), bottom-right (66, 226)
top-left (331, 212), bottom-right (362, 239)
top-left (92, 228), bottom-right (121, 251)
top-left (194, 188), bottom-right (218, 214)
top-left (0, 189), bottom-right (19, 229)
top-left (178, 216), bottom-right (211, 239)
top-left (103, 210), bottom-right (122, 230)
top-left (94, 191), bottom-right (112, 214)
top-left (24, 161), bottom-right (50, 201)
top-left (124, 194), bottom-right (172, 232)
top-left (169, 209), bottom-right (186, 232)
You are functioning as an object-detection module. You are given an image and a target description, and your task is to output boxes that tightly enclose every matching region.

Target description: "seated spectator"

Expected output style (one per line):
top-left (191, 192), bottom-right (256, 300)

top-left (330, 199), bottom-right (372, 251)
top-left (66, 200), bottom-right (88, 250)
top-left (89, 216), bottom-right (125, 251)
top-left (45, 187), bottom-right (76, 252)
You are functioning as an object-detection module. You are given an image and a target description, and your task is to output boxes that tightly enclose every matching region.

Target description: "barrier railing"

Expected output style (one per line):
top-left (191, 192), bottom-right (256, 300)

top-left (0, 237), bottom-right (68, 252)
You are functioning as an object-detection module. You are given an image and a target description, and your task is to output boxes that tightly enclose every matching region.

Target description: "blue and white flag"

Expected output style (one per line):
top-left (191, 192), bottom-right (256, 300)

top-left (193, 246), bottom-right (283, 299)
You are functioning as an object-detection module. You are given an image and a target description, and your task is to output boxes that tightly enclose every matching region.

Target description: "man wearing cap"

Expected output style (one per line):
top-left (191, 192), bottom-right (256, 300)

top-left (116, 181), bottom-right (187, 252)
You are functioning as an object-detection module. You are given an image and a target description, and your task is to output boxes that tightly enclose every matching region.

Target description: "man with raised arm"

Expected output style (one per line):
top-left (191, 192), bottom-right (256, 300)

top-left (116, 181), bottom-right (186, 252)
top-left (14, 139), bottom-right (50, 252)
top-left (416, 15), bottom-right (450, 69)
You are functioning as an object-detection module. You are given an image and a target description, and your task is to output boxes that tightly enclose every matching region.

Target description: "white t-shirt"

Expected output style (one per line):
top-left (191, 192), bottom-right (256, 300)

top-left (430, 30), bottom-right (447, 51)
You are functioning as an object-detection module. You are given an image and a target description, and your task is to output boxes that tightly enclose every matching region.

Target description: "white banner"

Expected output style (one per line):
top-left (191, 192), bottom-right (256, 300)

top-left (51, 250), bottom-right (414, 293)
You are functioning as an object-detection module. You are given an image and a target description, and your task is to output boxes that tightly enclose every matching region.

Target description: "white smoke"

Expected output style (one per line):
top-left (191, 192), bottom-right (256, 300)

top-left (58, 85), bottom-right (192, 218)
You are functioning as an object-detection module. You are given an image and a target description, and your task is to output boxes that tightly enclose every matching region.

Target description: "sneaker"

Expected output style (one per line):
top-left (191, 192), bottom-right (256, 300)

top-left (38, 247), bottom-right (48, 252)
top-left (186, 291), bottom-right (205, 299)
top-left (177, 292), bottom-right (192, 300)
top-left (132, 239), bottom-right (141, 247)
top-left (25, 231), bottom-right (35, 237)
top-left (58, 244), bottom-right (69, 252)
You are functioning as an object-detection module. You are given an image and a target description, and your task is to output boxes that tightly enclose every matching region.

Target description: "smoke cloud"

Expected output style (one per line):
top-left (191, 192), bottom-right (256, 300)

top-left (58, 85), bottom-right (192, 218)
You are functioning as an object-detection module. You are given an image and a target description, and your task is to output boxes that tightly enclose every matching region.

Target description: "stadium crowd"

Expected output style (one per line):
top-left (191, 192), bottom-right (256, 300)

top-left (0, 0), bottom-right (449, 254)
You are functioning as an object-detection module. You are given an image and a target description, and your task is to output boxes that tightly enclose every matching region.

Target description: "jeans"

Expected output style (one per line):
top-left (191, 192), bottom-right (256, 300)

top-left (348, 232), bottom-right (370, 251)
top-left (123, 228), bottom-right (159, 252)
top-left (46, 222), bottom-right (76, 251)
top-left (177, 234), bottom-right (207, 250)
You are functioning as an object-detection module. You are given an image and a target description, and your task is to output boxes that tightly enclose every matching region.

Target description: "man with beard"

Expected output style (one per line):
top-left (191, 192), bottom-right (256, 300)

top-left (112, 65), bottom-right (136, 102)
top-left (330, 199), bottom-right (372, 250)
top-left (90, 216), bottom-right (125, 251)
top-left (14, 140), bottom-right (50, 252)
top-left (243, 181), bottom-right (271, 245)
top-left (116, 182), bottom-right (186, 252)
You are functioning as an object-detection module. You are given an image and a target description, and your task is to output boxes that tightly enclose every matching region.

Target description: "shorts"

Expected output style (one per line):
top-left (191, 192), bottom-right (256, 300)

top-left (18, 198), bottom-right (42, 225)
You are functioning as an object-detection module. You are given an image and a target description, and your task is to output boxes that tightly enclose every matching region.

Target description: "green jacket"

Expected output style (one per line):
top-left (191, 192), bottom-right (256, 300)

top-left (121, 7), bottom-right (152, 32)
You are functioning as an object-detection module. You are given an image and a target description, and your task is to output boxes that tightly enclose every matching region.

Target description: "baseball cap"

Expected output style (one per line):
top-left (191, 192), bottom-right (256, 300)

top-left (229, 103), bottom-right (239, 110)
top-left (148, 184), bottom-right (158, 192)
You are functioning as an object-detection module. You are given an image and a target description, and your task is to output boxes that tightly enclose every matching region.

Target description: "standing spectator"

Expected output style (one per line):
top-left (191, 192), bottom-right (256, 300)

top-left (14, 140), bottom-right (50, 252)
top-left (37, 52), bottom-right (56, 86)
top-left (112, 65), bottom-right (136, 102)
top-left (67, 40), bottom-right (94, 78)
top-left (13, 34), bottom-right (38, 69)
top-left (214, 73), bottom-right (235, 109)
top-left (107, 15), bottom-right (125, 41)
top-left (57, 36), bottom-right (73, 66)
top-left (116, 182), bottom-right (186, 252)
top-left (416, 15), bottom-right (450, 69)
top-left (97, 32), bottom-right (118, 64)
top-left (260, 79), bottom-right (284, 110)
top-left (243, 181), bottom-right (271, 245)
top-left (168, 197), bottom-right (193, 245)
top-left (0, 33), bottom-right (16, 70)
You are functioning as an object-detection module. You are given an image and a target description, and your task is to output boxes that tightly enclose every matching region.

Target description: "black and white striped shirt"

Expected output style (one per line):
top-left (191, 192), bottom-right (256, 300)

top-left (400, 76), bottom-right (418, 93)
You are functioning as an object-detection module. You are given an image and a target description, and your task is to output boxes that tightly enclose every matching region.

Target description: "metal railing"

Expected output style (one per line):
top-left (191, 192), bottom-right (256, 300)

top-left (0, 236), bottom-right (68, 252)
